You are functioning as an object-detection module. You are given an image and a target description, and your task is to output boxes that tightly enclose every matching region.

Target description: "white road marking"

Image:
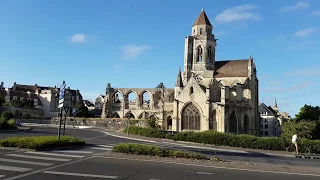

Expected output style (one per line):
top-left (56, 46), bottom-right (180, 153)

top-left (0, 165), bottom-right (32, 172)
top-left (196, 171), bottom-right (215, 175)
top-left (0, 175), bottom-right (6, 178)
top-left (43, 171), bottom-right (119, 179)
top-left (96, 145), bottom-right (114, 148)
top-left (0, 158), bottom-right (53, 166)
top-left (99, 156), bottom-right (320, 177)
top-left (90, 147), bottom-right (113, 151)
top-left (50, 150), bottom-right (93, 154)
top-left (6, 154), bottom-right (71, 162)
top-left (3, 156), bottom-right (95, 180)
top-left (25, 151), bottom-right (85, 158)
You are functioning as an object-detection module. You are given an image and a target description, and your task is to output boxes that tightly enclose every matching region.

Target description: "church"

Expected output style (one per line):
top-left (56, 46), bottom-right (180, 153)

top-left (102, 9), bottom-right (259, 136)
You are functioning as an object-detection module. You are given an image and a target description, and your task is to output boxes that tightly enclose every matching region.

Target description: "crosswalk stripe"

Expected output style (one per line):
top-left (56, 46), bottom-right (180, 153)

top-left (96, 145), bottom-right (114, 148)
top-left (50, 150), bottom-right (93, 154)
top-left (0, 175), bottom-right (6, 178)
top-left (6, 154), bottom-right (71, 162)
top-left (0, 165), bottom-right (32, 172)
top-left (25, 151), bottom-right (85, 158)
top-left (0, 158), bottom-right (53, 166)
top-left (43, 171), bottom-right (119, 179)
top-left (90, 147), bottom-right (113, 151)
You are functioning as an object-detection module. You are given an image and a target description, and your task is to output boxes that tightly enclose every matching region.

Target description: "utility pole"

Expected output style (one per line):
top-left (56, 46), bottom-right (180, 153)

top-left (57, 80), bottom-right (66, 141)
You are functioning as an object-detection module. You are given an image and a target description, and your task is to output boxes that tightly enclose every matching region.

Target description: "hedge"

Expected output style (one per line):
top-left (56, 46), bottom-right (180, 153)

top-left (0, 136), bottom-right (85, 150)
top-left (125, 126), bottom-right (320, 154)
top-left (112, 143), bottom-right (208, 160)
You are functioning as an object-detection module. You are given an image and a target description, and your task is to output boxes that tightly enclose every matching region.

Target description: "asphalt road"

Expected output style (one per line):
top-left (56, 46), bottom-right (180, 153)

top-left (2, 156), bottom-right (319, 180)
top-left (1, 126), bottom-right (320, 169)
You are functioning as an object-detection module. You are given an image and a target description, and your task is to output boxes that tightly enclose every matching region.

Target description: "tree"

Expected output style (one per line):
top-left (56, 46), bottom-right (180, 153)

top-left (295, 104), bottom-right (320, 121)
top-left (156, 82), bottom-right (165, 88)
top-left (74, 101), bottom-right (89, 118)
top-left (281, 121), bottom-right (316, 140)
top-left (0, 95), bottom-right (5, 106)
top-left (10, 99), bottom-right (21, 107)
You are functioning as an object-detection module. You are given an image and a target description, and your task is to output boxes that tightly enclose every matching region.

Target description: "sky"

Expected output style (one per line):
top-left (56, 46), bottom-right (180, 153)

top-left (0, 0), bottom-right (320, 117)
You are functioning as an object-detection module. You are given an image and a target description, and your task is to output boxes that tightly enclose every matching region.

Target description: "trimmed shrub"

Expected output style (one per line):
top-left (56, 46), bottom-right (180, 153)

top-left (1, 111), bottom-right (14, 121)
top-left (112, 143), bottom-right (208, 160)
top-left (126, 126), bottom-right (320, 153)
top-left (0, 136), bottom-right (85, 150)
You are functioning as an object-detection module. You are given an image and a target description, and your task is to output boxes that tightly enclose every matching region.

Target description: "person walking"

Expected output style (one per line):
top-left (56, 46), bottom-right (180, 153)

top-left (292, 134), bottom-right (299, 154)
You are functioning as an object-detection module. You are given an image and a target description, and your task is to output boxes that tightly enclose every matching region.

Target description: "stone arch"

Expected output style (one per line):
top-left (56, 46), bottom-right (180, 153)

top-left (111, 90), bottom-right (124, 104)
top-left (139, 90), bottom-right (152, 108)
top-left (181, 102), bottom-right (201, 130)
top-left (229, 110), bottom-right (238, 133)
top-left (153, 90), bottom-right (163, 109)
top-left (124, 112), bottom-right (135, 119)
top-left (166, 92), bottom-right (174, 102)
top-left (110, 111), bottom-right (120, 118)
top-left (243, 114), bottom-right (249, 134)
top-left (138, 111), bottom-right (150, 119)
top-left (124, 90), bottom-right (138, 107)
top-left (166, 115), bottom-right (173, 130)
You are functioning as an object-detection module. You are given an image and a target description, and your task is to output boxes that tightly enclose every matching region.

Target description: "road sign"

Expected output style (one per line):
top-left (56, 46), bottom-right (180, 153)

top-left (58, 81), bottom-right (66, 109)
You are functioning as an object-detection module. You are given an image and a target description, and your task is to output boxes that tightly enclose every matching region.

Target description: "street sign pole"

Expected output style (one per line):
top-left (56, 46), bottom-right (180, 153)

top-left (58, 108), bottom-right (63, 141)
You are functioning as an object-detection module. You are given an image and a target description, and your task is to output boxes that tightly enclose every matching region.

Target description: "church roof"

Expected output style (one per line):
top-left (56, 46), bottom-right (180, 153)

top-left (193, 9), bottom-right (212, 26)
top-left (214, 59), bottom-right (249, 78)
top-left (175, 68), bottom-right (183, 87)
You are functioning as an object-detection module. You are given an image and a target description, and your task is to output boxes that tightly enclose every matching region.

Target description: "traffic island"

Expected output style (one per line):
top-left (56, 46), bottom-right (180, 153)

top-left (112, 143), bottom-right (211, 161)
top-left (0, 135), bottom-right (85, 150)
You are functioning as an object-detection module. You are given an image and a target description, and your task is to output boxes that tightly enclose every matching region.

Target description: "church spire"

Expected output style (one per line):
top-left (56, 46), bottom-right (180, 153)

top-left (193, 9), bottom-right (212, 26)
top-left (274, 98), bottom-right (278, 108)
top-left (175, 67), bottom-right (183, 87)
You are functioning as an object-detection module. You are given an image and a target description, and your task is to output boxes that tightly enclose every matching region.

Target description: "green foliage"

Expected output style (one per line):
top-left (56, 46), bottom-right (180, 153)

top-left (0, 95), bottom-right (5, 106)
top-left (126, 126), bottom-right (320, 154)
top-left (1, 111), bottom-right (14, 120)
top-left (112, 143), bottom-right (208, 160)
top-left (295, 104), bottom-right (320, 121)
top-left (0, 136), bottom-right (85, 150)
top-left (74, 101), bottom-right (89, 118)
top-left (156, 82), bottom-right (165, 88)
top-left (281, 121), bottom-right (316, 140)
top-left (124, 126), bottom-right (167, 138)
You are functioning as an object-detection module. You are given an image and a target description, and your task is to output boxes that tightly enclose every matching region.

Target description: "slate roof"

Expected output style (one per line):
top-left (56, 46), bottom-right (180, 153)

top-left (214, 59), bottom-right (249, 78)
top-left (193, 9), bottom-right (212, 26)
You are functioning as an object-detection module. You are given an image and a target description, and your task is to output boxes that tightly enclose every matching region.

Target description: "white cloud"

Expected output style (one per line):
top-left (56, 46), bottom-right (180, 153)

top-left (70, 33), bottom-right (86, 43)
top-left (215, 4), bottom-right (261, 23)
top-left (311, 10), bottom-right (320, 16)
top-left (280, 2), bottom-right (310, 12)
top-left (122, 45), bottom-right (150, 59)
top-left (294, 28), bottom-right (318, 37)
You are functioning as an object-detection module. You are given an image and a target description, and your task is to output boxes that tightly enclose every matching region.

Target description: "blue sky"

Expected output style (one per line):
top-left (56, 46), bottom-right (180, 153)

top-left (1, 0), bottom-right (320, 117)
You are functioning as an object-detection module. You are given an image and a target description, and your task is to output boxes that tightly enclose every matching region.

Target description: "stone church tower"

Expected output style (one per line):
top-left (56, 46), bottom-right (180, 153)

top-left (102, 9), bottom-right (259, 136)
top-left (172, 9), bottom-right (259, 135)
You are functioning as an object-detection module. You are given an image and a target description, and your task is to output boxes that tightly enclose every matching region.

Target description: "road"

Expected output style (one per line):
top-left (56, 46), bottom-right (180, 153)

top-left (0, 126), bottom-right (320, 179)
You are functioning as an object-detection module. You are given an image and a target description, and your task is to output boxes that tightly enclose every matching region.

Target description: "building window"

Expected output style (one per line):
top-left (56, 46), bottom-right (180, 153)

top-left (200, 28), bottom-right (203, 35)
top-left (265, 125), bottom-right (268, 129)
top-left (264, 119), bottom-right (267, 123)
top-left (196, 46), bottom-right (203, 62)
top-left (207, 46), bottom-right (212, 63)
top-left (260, 124), bottom-right (263, 129)
top-left (260, 131), bottom-right (263, 136)
top-left (265, 131), bottom-right (268, 136)
top-left (189, 87), bottom-right (194, 95)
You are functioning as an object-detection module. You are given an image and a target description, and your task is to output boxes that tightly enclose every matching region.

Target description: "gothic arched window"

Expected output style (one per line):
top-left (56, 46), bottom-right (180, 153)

top-left (197, 46), bottom-right (203, 62)
top-left (199, 28), bottom-right (203, 35)
top-left (181, 103), bottom-right (200, 130)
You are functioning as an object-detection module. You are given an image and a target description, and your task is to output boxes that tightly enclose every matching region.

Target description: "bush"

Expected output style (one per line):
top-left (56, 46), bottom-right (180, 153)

top-left (0, 136), bottom-right (85, 150)
top-left (124, 126), bottom-right (167, 138)
top-left (126, 126), bottom-right (320, 153)
top-left (1, 111), bottom-right (14, 121)
top-left (112, 143), bottom-right (208, 160)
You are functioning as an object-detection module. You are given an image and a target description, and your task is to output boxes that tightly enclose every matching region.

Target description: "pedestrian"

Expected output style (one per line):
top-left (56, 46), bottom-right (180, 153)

top-left (292, 133), bottom-right (299, 154)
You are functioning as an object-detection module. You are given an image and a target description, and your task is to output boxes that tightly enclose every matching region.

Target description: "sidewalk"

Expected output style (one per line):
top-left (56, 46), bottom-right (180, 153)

top-left (104, 130), bottom-right (296, 158)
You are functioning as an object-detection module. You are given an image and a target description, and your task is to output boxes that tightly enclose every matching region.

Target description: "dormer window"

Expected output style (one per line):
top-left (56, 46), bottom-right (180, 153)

top-left (199, 28), bottom-right (203, 35)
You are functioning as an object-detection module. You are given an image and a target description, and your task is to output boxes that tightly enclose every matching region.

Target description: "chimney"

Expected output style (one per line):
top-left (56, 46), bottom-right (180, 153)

top-left (13, 82), bottom-right (16, 91)
top-left (27, 91), bottom-right (31, 97)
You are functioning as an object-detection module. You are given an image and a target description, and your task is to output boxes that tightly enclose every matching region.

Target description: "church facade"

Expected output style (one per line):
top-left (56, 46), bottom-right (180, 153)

top-left (102, 9), bottom-right (259, 136)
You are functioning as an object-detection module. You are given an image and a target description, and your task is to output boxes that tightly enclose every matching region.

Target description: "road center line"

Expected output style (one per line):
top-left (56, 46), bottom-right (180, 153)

top-left (43, 171), bottom-right (119, 179)
top-left (196, 171), bottom-right (215, 175)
